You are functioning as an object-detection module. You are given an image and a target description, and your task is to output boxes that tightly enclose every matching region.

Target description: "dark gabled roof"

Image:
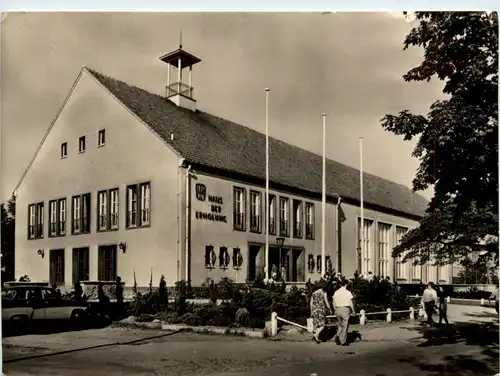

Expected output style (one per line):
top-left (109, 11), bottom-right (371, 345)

top-left (87, 68), bottom-right (428, 218)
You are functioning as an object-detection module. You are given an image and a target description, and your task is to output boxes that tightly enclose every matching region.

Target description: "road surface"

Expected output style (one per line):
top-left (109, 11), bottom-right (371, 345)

top-left (2, 305), bottom-right (498, 376)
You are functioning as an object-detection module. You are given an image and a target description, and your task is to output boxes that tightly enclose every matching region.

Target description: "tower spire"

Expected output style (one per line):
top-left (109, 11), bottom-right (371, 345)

top-left (179, 28), bottom-right (183, 49)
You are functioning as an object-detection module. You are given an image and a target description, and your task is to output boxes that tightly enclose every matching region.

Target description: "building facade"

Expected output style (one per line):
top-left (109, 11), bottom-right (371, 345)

top-left (13, 46), bottom-right (452, 288)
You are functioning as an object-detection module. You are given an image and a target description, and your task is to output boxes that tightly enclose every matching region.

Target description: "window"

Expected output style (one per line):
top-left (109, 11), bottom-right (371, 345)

top-left (205, 245), bottom-right (215, 268)
top-left (357, 218), bottom-right (374, 276)
top-left (279, 197), bottom-right (290, 236)
top-left (48, 198), bottom-right (66, 237)
top-left (49, 249), bottom-right (65, 285)
top-left (126, 182), bottom-right (150, 228)
top-left (249, 191), bottom-right (261, 233)
top-left (97, 188), bottom-right (119, 231)
top-left (378, 223), bottom-right (391, 278)
top-left (268, 194), bottom-right (276, 235)
top-left (233, 187), bottom-right (246, 231)
top-left (98, 129), bottom-right (106, 146)
top-left (72, 193), bottom-right (91, 234)
top-left (395, 226), bottom-right (408, 279)
top-left (305, 202), bottom-right (314, 239)
top-left (412, 259), bottom-right (422, 281)
top-left (78, 136), bottom-right (86, 153)
top-left (293, 200), bottom-right (303, 238)
top-left (28, 202), bottom-right (44, 239)
top-left (61, 142), bottom-right (67, 158)
top-left (98, 245), bottom-right (117, 281)
top-left (219, 246), bottom-right (230, 269)
top-left (72, 247), bottom-right (89, 282)
top-left (232, 248), bottom-right (243, 269)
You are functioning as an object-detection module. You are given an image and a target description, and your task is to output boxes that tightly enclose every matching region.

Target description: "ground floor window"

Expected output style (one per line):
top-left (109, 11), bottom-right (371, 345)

top-left (247, 245), bottom-right (305, 282)
top-left (73, 247), bottom-right (89, 283)
top-left (49, 249), bottom-right (65, 285)
top-left (98, 245), bottom-right (117, 281)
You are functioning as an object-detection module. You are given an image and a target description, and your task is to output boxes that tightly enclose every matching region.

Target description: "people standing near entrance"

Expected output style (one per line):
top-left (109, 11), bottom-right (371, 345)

top-left (332, 279), bottom-right (355, 346)
top-left (310, 283), bottom-right (334, 344)
top-left (436, 284), bottom-right (449, 328)
top-left (421, 282), bottom-right (438, 326)
top-left (271, 264), bottom-right (278, 282)
top-left (489, 287), bottom-right (499, 314)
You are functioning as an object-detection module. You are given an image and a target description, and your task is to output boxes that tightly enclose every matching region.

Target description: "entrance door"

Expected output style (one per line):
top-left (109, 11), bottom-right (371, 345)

top-left (98, 245), bottom-right (117, 281)
top-left (248, 245), bottom-right (264, 281)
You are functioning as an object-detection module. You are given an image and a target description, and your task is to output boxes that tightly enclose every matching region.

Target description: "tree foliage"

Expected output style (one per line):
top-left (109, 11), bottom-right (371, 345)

top-left (1, 194), bottom-right (16, 282)
top-left (381, 12), bottom-right (498, 266)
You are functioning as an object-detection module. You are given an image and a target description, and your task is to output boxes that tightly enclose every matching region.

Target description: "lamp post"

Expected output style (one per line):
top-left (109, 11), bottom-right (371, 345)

top-left (276, 237), bottom-right (285, 281)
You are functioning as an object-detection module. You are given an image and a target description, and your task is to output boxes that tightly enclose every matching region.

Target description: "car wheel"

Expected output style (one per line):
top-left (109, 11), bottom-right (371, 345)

top-left (70, 310), bottom-right (86, 330)
top-left (10, 315), bottom-right (30, 335)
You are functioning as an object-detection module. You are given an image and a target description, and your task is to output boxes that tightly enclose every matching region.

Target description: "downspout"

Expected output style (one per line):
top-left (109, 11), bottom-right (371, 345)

top-left (185, 165), bottom-right (192, 284)
top-left (176, 158), bottom-right (184, 282)
top-left (335, 195), bottom-right (342, 274)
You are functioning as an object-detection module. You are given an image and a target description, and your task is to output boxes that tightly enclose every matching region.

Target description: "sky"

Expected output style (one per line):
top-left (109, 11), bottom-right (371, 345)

top-left (0, 12), bottom-right (443, 202)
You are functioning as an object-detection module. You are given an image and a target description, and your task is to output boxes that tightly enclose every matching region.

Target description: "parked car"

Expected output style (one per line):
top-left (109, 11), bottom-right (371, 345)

top-left (2, 284), bottom-right (89, 334)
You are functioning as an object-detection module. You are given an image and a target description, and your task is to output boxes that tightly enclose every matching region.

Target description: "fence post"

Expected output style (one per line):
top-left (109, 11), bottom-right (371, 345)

top-left (409, 307), bottom-right (415, 321)
top-left (386, 308), bottom-right (392, 323)
top-left (270, 312), bottom-right (278, 337)
top-left (481, 298), bottom-right (485, 306)
top-left (360, 310), bottom-right (366, 325)
top-left (446, 296), bottom-right (451, 303)
top-left (306, 317), bottom-right (314, 333)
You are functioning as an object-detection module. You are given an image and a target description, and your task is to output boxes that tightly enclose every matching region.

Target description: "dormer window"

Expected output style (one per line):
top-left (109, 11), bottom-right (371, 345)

top-left (61, 142), bottom-right (67, 158)
top-left (79, 136), bottom-right (86, 153)
top-left (98, 129), bottom-right (106, 147)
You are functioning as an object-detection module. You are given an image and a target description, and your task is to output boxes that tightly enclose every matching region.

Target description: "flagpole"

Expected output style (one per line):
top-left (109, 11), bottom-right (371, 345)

top-left (321, 113), bottom-right (327, 278)
top-left (265, 88), bottom-right (270, 280)
top-left (359, 136), bottom-right (364, 275)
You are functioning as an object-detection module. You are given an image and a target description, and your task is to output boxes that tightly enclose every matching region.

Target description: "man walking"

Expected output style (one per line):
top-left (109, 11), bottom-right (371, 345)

top-left (421, 282), bottom-right (438, 326)
top-left (332, 279), bottom-right (355, 346)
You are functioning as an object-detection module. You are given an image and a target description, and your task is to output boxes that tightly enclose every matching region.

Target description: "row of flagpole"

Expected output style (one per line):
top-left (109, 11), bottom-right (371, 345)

top-left (264, 89), bottom-right (364, 279)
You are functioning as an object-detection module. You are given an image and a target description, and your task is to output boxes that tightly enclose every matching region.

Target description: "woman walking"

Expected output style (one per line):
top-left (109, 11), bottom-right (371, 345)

top-left (437, 284), bottom-right (449, 327)
top-left (310, 283), bottom-right (334, 343)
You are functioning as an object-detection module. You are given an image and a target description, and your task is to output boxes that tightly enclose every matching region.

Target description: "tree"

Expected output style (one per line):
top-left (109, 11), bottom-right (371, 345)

top-left (1, 194), bottom-right (16, 282)
top-left (381, 12), bottom-right (498, 266)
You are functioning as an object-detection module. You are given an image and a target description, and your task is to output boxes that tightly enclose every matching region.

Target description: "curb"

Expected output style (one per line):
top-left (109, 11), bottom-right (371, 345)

top-left (115, 320), bottom-right (266, 339)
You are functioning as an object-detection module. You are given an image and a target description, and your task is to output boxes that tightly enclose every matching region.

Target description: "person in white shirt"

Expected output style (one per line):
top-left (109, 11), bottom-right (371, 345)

top-left (421, 282), bottom-right (438, 326)
top-left (332, 279), bottom-right (355, 346)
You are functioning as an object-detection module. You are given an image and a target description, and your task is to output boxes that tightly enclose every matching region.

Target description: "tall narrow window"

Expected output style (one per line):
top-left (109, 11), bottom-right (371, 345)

top-left (49, 249), bottom-right (65, 285)
top-left (279, 197), bottom-right (290, 236)
top-left (58, 198), bottom-right (66, 235)
top-left (378, 223), bottom-right (391, 278)
top-left (110, 189), bottom-right (119, 229)
top-left (73, 247), bottom-right (89, 282)
top-left (357, 218), bottom-right (374, 276)
top-left (78, 136), bottom-right (86, 153)
top-left (36, 202), bottom-right (44, 239)
top-left (28, 204), bottom-right (36, 239)
top-left (268, 195), bottom-right (276, 235)
top-left (305, 202), bottom-right (314, 239)
top-left (249, 191), bottom-right (261, 233)
top-left (61, 142), bottom-right (67, 158)
top-left (98, 245), bottom-right (117, 281)
top-left (98, 191), bottom-right (108, 231)
top-left (72, 196), bottom-right (81, 234)
top-left (98, 129), bottom-right (106, 146)
top-left (233, 187), bottom-right (246, 231)
top-left (49, 200), bottom-right (58, 236)
top-left (72, 194), bottom-right (91, 234)
top-left (126, 182), bottom-right (150, 228)
top-left (293, 200), bottom-right (303, 238)
top-left (412, 258), bottom-right (422, 281)
top-left (395, 226), bottom-right (408, 280)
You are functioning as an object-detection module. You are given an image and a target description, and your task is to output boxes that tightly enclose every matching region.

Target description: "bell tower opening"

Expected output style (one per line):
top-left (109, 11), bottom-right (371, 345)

top-left (159, 34), bottom-right (201, 112)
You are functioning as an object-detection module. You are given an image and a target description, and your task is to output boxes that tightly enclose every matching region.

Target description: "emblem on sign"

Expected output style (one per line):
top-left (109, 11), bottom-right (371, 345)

top-left (195, 183), bottom-right (206, 201)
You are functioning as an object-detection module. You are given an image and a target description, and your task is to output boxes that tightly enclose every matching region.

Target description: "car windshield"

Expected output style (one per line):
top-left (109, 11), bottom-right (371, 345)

top-left (2, 289), bottom-right (17, 299)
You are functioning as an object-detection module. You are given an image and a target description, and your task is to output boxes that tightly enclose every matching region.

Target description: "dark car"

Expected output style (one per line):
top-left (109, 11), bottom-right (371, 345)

top-left (2, 285), bottom-right (89, 333)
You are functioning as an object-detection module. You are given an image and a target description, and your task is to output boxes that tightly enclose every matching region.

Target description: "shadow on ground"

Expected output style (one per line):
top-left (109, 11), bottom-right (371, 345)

top-left (318, 327), bottom-right (362, 345)
top-left (397, 320), bottom-right (499, 375)
top-left (2, 316), bottom-right (112, 339)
